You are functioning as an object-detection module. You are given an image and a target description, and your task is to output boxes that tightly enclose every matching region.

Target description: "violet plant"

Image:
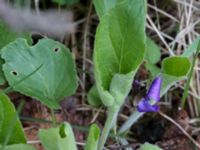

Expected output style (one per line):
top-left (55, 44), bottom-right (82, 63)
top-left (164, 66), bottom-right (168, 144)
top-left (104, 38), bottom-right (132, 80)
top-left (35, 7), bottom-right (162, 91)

top-left (0, 0), bottom-right (197, 150)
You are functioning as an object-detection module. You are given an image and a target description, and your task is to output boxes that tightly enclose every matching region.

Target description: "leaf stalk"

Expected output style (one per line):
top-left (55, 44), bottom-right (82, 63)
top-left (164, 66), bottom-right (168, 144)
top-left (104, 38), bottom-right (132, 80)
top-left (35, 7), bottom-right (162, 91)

top-left (98, 107), bottom-right (119, 150)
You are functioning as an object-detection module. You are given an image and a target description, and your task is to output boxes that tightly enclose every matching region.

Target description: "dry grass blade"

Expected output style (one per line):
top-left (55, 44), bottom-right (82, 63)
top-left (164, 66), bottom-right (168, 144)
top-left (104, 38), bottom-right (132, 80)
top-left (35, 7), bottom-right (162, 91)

top-left (146, 15), bottom-right (175, 56)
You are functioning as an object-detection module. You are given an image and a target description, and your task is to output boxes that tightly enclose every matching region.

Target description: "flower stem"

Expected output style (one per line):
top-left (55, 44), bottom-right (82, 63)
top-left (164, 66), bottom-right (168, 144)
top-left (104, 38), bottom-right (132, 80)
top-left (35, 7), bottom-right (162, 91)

top-left (118, 110), bottom-right (144, 134)
top-left (98, 108), bottom-right (119, 150)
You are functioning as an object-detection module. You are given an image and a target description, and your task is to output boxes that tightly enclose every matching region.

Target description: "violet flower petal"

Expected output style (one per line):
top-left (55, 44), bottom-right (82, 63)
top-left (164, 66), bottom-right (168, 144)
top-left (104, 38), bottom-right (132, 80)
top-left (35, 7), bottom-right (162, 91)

top-left (146, 76), bottom-right (162, 102)
top-left (136, 76), bottom-right (162, 112)
top-left (137, 98), bottom-right (159, 112)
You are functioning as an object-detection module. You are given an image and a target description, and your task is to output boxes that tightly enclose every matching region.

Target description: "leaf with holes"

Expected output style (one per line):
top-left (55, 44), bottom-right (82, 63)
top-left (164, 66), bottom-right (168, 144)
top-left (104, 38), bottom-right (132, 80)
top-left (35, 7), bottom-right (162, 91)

top-left (39, 122), bottom-right (77, 150)
top-left (0, 92), bottom-right (26, 145)
top-left (1, 38), bottom-right (77, 109)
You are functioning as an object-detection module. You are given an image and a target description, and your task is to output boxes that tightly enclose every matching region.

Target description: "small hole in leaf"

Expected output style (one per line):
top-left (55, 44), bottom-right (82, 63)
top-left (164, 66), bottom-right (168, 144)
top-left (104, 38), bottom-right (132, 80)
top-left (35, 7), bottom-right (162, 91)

top-left (11, 71), bottom-right (18, 76)
top-left (59, 124), bottom-right (66, 138)
top-left (31, 33), bottom-right (44, 45)
top-left (54, 48), bottom-right (60, 52)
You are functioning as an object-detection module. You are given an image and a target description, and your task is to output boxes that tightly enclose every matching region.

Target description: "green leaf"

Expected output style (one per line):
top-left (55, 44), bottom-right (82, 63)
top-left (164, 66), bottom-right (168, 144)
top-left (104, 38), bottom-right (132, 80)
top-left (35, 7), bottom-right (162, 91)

top-left (160, 56), bottom-right (191, 95)
top-left (182, 36), bottom-right (200, 57)
top-left (162, 56), bottom-right (191, 77)
top-left (140, 142), bottom-right (163, 150)
top-left (87, 85), bottom-right (102, 107)
top-left (84, 124), bottom-right (100, 150)
top-left (1, 38), bottom-right (78, 109)
top-left (0, 92), bottom-right (26, 145)
top-left (94, 0), bottom-right (146, 107)
top-left (145, 37), bottom-right (161, 64)
top-left (39, 122), bottom-right (78, 150)
top-left (51, 0), bottom-right (79, 5)
top-left (93, 0), bottom-right (121, 18)
top-left (0, 144), bottom-right (36, 150)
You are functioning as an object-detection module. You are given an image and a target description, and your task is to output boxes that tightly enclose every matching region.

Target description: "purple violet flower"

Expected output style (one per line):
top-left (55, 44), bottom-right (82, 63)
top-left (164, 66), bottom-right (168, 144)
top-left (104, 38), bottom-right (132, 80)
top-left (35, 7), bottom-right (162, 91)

top-left (137, 76), bottom-right (162, 112)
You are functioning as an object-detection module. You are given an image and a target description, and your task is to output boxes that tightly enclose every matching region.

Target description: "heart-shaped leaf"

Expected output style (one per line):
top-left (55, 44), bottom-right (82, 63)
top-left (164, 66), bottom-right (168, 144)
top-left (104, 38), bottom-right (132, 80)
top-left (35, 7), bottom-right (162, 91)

top-left (0, 92), bottom-right (26, 145)
top-left (1, 38), bottom-right (77, 109)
